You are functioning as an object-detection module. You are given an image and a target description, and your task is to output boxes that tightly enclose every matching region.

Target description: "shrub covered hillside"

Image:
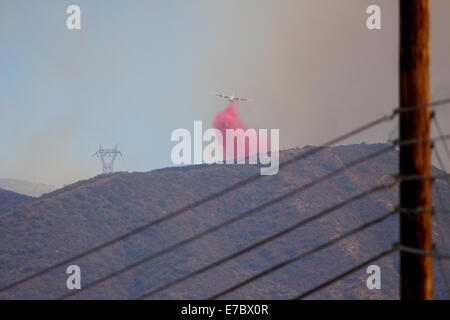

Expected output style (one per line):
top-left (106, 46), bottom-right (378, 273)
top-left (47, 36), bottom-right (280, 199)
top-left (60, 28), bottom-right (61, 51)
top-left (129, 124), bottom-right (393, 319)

top-left (0, 143), bottom-right (449, 299)
top-left (0, 188), bottom-right (32, 213)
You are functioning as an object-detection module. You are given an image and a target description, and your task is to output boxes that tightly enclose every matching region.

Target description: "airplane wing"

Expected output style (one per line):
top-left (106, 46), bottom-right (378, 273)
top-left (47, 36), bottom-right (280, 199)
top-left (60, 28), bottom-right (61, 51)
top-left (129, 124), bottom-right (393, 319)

top-left (216, 94), bottom-right (233, 99)
top-left (237, 97), bottom-right (249, 101)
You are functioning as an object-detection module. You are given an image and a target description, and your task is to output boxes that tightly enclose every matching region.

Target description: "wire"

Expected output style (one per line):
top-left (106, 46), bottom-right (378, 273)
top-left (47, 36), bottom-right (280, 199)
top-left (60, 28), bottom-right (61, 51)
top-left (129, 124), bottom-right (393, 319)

top-left (292, 241), bottom-right (450, 300)
top-left (210, 206), bottom-right (450, 300)
top-left (434, 148), bottom-right (450, 189)
top-left (393, 173), bottom-right (450, 182)
top-left (3, 98), bottom-right (449, 296)
top-left (135, 181), bottom-right (396, 300)
top-left (208, 209), bottom-right (398, 300)
top-left (393, 97), bottom-right (450, 114)
top-left (58, 144), bottom-right (394, 299)
top-left (292, 247), bottom-right (398, 299)
top-left (0, 114), bottom-right (394, 294)
top-left (391, 134), bottom-right (450, 147)
top-left (122, 102), bottom-right (448, 299)
top-left (397, 207), bottom-right (433, 218)
top-left (432, 176), bottom-right (449, 248)
top-left (61, 141), bottom-right (446, 299)
top-left (396, 244), bottom-right (450, 259)
top-left (433, 175), bottom-right (450, 297)
top-left (432, 121), bottom-right (450, 190)
top-left (430, 127), bottom-right (450, 296)
top-left (433, 115), bottom-right (450, 164)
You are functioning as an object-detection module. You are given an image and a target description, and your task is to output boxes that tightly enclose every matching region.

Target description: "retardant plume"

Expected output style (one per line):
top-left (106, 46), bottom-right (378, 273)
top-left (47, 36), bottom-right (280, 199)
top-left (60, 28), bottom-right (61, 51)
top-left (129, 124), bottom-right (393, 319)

top-left (212, 101), bottom-right (267, 161)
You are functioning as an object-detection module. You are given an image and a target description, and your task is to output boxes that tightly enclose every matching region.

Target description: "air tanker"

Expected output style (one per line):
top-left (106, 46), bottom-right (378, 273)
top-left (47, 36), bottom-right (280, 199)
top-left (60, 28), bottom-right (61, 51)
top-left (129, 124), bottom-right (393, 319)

top-left (216, 92), bottom-right (250, 102)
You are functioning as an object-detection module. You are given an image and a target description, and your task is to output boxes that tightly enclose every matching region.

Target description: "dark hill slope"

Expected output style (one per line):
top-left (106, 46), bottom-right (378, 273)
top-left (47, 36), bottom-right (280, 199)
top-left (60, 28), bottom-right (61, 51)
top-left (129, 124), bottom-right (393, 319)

top-left (0, 143), bottom-right (448, 299)
top-left (0, 188), bottom-right (32, 212)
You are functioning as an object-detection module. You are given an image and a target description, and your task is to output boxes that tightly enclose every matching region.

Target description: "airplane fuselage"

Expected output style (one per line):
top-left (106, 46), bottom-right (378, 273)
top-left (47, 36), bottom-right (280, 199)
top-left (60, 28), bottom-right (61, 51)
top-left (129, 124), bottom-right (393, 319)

top-left (216, 93), bottom-right (248, 102)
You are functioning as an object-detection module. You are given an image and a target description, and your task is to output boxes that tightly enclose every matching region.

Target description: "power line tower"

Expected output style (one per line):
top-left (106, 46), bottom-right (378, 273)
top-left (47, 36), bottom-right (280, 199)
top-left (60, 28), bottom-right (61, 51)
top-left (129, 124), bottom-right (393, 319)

top-left (399, 0), bottom-right (432, 299)
top-left (92, 144), bottom-right (122, 174)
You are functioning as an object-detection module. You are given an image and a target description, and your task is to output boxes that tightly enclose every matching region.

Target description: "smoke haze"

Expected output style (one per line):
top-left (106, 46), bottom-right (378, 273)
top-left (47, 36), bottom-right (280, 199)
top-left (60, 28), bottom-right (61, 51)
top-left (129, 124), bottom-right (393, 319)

top-left (0, 0), bottom-right (449, 186)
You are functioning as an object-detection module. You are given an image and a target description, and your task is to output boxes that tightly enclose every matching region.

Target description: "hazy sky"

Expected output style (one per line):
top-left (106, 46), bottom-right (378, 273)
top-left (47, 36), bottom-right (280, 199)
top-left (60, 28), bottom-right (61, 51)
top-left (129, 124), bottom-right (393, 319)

top-left (1, 0), bottom-right (449, 187)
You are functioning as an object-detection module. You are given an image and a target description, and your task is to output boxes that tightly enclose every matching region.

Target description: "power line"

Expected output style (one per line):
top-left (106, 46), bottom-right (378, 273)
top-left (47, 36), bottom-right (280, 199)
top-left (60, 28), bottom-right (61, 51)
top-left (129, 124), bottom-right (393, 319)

top-left (60, 146), bottom-right (450, 298)
top-left (59, 144), bottom-right (394, 299)
top-left (208, 207), bottom-right (448, 300)
top-left (430, 123), bottom-right (450, 296)
top-left (431, 117), bottom-right (450, 190)
top-left (434, 150), bottom-right (450, 189)
top-left (0, 114), bottom-right (395, 294)
top-left (4, 99), bottom-right (448, 294)
top-left (406, 125), bottom-right (450, 297)
top-left (391, 134), bottom-right (450, 147)
top-left (3, 99), bottom-right (449, 297)
top-left (208, 209), bottom-right (399, 300)
top-left (135, 181), bottom-right (396, 300)
top-left (396, 244), bottom-right (450, 260)
top-left (432, 113), bottom-right (450, 164)
top-left (393, 173), bottom-right (450, 182)
top-left (393, 97), bottom-right (450, 113)
top-left (69, 173), bottom-right (446, 300)
top-left (431, 153), bottom-right (450, 247)
top-left (134, 176), bottom-right (447, 299)
top-left (292, 247), bottom-right (398, 299)
top-left (289, 232), bottom-right (449, 300)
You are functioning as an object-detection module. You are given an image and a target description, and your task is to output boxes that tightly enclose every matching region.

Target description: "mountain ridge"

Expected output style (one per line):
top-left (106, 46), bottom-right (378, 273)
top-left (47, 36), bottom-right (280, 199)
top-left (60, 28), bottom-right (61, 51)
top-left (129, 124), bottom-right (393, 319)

top-left (0, 143), bottom-right (448, 299)
top-left (0, 178), bottom-right (55, 197)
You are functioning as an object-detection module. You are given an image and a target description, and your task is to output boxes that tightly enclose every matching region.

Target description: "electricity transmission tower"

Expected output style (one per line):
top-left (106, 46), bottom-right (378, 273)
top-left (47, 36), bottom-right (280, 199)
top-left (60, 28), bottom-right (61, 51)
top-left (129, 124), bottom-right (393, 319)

top-left (92, 144), bottom-right (122, 174)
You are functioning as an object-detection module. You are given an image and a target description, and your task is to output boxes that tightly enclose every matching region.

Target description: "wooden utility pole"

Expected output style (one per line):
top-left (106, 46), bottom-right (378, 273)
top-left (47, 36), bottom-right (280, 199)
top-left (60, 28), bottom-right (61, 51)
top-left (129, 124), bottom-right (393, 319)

top-left (399, 0), bottom-right (432, 300)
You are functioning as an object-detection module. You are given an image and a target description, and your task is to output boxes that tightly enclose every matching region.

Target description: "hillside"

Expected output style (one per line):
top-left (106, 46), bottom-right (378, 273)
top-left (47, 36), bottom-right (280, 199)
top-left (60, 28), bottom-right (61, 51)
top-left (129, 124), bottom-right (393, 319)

top-left (0, 188), bottom-right (32, 213)
top-left (0, 178), bottom-right (55, 197)
top-left (0, 143), bottom-right (449, 299)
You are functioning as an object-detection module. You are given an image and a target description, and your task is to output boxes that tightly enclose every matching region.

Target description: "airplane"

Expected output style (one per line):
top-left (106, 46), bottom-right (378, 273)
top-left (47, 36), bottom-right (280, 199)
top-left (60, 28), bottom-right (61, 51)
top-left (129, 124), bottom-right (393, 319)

top-left (216, 92), bottom-right (250, 102)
